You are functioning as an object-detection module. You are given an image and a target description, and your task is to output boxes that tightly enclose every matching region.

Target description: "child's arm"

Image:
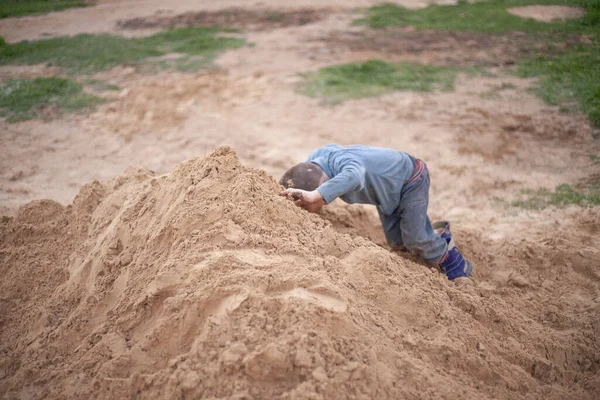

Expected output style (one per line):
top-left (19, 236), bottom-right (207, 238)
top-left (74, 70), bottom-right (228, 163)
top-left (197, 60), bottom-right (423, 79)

top-left (315, 158), bottom-right (364, 204)
top-left (280, 158), bottom-right (364, 207)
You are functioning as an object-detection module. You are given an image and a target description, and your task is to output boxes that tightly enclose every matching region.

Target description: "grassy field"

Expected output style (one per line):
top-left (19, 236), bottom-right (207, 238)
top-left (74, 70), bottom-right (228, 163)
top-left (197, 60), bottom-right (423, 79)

top-left (355, 0), bottom-right (599, 34)
top-left (0, 0), bottom-right (88, 19)
top-left (516, 44), bottom-right (600, 127)
top-left (0, 77), bottom-right (104, 122)
top-left (84, 79), bottom-right (121, 92)
top-left (513, 182), bottom-right (600, 210)
top-left (0, 25), bottom-right (245, 122)
top-left (302, 60), bottom-right (462, 103)
top-left (355, 0), bottom-right (600, 128)
top-left (0, 27), bottom-right (245, 74)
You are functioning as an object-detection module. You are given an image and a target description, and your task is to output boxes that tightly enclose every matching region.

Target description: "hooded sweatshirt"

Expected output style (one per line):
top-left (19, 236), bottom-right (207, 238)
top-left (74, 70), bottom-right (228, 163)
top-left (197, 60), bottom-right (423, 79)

top-left (307, 144), bottom-right (415, 215)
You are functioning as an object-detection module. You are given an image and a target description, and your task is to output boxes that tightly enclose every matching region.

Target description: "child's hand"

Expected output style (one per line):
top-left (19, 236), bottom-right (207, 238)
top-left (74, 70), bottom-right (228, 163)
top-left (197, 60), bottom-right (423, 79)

top-left (279, 188), bottom-right (325, 212)
top-left (279, 188), bottom-right (322, 205)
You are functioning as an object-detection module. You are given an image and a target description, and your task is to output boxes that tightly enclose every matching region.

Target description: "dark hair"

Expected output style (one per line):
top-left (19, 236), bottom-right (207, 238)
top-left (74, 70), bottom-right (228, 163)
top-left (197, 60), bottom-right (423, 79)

top-left (279, 162), bottom-right (324, 191)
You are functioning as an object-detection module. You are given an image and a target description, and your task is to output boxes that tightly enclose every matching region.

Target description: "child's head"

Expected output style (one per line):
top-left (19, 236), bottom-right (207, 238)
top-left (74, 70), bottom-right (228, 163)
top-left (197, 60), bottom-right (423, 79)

top-left (279, 162), bottom-right (327, 191)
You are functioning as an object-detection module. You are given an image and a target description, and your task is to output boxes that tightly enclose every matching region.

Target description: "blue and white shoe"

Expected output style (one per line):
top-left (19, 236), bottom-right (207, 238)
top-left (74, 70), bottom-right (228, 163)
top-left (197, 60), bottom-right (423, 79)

top-left (433, 221), bottom-right (473, 280)
top-left (433, 220), bottom-right (453, 244)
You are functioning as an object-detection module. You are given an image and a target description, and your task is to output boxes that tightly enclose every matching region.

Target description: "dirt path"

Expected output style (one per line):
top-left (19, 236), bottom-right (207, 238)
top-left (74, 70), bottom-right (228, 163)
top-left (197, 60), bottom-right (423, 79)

top-left (0, 0), bottom-right (451, 42)
top-left (1, 2), bottom-right (598, 222)
top-left (0, 1), bottom-right (599, 398)
top-left (1, 0), bottom-right (598, 249)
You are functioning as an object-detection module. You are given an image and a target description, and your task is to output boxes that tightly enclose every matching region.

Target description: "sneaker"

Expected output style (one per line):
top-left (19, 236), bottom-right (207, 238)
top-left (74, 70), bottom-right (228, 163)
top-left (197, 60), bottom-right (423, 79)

top-left (433, 221), bottom-right (473, 280)
top-left (433, 220), bottom-right (452, 245)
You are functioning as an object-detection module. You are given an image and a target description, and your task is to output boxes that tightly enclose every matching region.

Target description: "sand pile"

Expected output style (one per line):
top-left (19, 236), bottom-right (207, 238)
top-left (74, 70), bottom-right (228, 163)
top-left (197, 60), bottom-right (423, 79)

top-left (1, 148), bottom-right (598, 399)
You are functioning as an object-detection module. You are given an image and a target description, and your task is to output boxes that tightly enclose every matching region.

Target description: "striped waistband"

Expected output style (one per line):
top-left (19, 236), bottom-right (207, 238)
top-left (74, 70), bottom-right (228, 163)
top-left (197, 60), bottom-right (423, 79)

top-left (406, 157), bottom-right (426, 184)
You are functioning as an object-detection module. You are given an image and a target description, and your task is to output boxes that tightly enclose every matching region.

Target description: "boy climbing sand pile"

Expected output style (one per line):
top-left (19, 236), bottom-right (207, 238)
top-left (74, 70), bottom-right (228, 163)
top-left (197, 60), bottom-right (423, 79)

top-left (280, 144), bottom-right (473, 280)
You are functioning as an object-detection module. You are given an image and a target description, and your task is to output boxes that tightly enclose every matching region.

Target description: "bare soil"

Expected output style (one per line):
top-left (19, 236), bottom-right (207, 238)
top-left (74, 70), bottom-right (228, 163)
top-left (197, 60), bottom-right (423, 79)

top-left (1, 149), bottom-right (599, 400)
top-left (508, 6), bottom-right (586, 23)
top-left (322, 28), bottom-right (586, 66)
top-left (0, 1), bottom-right (599, 399)
top-left (118, 7), bottom-right (331, 32)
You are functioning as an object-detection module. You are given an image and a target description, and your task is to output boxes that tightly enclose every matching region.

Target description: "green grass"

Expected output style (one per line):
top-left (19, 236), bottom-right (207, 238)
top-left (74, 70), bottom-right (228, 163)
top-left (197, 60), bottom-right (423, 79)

top-left (0, 27), bottom-right (245, 74)
top-left (355, 0), bottom-right (598, 34)
top-left (591, 155), bottom-right (600, 165)
top-left (0, 77), bottom-right (104, 122)
top-left (0, 0), bottom-right (88, 19)
top-left (512, 182), bottom-right (600, 210)
top-left (84, 79), bottom-right (120, 92)
top-left (302, 60), bottom-right (461, 103)
top-left (355, 1), bottom-right (600, 128)
top-left (516, 43), bottom-right (600, 127)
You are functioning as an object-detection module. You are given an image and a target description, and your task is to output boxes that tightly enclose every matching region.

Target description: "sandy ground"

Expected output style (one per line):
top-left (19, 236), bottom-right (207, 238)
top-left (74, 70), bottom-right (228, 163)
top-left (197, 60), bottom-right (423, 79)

top-left (508, 6), bottom-right (586, 22)
top-left (0, 1), bottom-right (599, 399)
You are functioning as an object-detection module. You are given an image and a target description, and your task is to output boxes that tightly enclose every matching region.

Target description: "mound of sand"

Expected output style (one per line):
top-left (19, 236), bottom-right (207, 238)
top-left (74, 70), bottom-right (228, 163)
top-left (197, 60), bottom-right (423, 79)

top-left (507, 6), bottom-right (585, 23)
top-left (1, 148), bottom-right (598, 399)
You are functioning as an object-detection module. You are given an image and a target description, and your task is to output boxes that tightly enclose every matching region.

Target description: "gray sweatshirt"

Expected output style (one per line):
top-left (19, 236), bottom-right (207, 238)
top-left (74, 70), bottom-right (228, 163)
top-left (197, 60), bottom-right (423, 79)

top-left (307, 144), bottom-right (415, 216)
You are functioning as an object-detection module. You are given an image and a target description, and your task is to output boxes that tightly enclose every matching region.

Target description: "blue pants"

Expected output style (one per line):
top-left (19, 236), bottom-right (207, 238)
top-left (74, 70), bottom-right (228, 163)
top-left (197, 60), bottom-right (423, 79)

top-left (377, 166), bottom-right (447, 265)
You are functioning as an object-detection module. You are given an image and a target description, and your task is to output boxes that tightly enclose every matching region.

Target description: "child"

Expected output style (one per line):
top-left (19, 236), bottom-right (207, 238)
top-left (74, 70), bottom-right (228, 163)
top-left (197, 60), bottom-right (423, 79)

top-left (279, 144), bottom-right (473, 280)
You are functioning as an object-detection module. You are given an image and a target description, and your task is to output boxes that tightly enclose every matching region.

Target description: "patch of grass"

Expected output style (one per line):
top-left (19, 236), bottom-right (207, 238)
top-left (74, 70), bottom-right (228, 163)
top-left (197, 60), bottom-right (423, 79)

top-left (0, 0), bottom-right (88, 19)
top-left (591, 155), bottom-right (600, 165)
top-left (512, 182), bottom-right (600, 210)
top-left (302, 60), bottom-right (461, 103)
top-left (516, 43), bottom-right (600, 127)
top-left (355, 0), bottom-right (598, 34)
top-left (0, 77), bottom-right (104, 122)
top-left (0, 27), bottom-right (245, 74)
top-left (84, 79), bottom-right (120, 91)
top-left (355, 1), bottom-right (600, 128)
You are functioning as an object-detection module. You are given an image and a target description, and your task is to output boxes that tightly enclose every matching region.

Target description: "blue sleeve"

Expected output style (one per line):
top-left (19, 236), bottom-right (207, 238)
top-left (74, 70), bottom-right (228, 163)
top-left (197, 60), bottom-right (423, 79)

top-left (316, 156), bottom-right (365, 204)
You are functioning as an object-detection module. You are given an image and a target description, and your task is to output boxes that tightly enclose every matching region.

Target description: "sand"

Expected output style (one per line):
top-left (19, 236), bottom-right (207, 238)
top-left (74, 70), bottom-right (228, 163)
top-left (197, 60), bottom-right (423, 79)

top-left (1, 0), bottom-right (600, 398)
top-left (507, 6), bottom-right (586, 23)
top-left (1, 148), bottom-right (599, 399)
